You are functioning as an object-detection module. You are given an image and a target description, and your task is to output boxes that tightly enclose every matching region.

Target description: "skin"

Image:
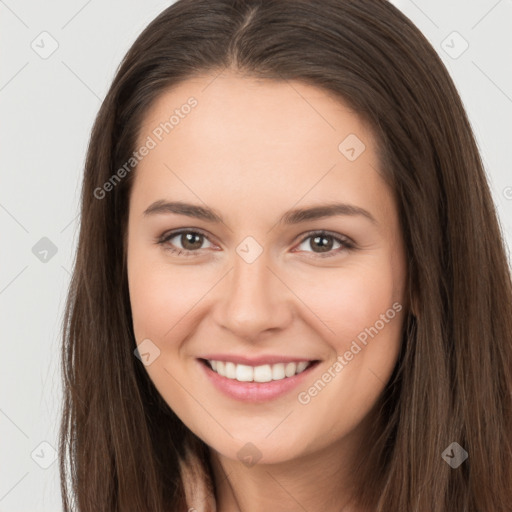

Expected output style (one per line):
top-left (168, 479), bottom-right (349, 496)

top-left (126, 71), bottom-right (407, 512)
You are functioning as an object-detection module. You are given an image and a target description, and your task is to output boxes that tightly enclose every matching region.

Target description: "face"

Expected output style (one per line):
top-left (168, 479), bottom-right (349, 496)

top-left (126, 72), bottom-right (407, 466)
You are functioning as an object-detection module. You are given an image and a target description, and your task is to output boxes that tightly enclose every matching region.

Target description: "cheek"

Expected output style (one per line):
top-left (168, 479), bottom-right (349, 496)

top-left (293, 261), bottom-right (402, 346)
top-left (128, 256), bottom-right (210, 343)
top-left (289, 265), bottom-right (403, 437)
top-left (128, 271), bottom-right (171, 342)
top-left (292, 261), bottom-right (404, 410)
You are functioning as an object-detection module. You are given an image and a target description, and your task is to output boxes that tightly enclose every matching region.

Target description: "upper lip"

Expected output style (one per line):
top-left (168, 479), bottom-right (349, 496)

top-left (199, 354), bottom-right (319, 366)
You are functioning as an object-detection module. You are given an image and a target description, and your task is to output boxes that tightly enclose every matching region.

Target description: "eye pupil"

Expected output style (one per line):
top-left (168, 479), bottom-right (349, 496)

top-left (311, 235), bottom-right (333, 252)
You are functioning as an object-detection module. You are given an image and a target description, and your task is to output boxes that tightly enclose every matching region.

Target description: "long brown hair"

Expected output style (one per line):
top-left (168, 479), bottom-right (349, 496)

top-left (59, 0), bottom-right (512, 510)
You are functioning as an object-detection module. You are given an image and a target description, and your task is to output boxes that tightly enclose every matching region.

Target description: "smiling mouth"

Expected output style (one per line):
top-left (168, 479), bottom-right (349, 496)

top-left (199, 358), bottom-right (320, 383)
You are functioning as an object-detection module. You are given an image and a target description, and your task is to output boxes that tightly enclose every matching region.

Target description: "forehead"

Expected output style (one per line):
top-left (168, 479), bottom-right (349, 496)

top-left (131, 72), bottom-right (392, 226)
top-left (137, 72), bottom-right (375, 155)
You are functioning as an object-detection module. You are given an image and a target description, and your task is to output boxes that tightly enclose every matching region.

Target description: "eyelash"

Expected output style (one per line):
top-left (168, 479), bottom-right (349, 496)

top-left (155, 228), bottom-right (355, 259)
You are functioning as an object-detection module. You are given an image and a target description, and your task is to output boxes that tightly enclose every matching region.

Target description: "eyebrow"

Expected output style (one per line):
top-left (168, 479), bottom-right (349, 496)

top-left (143, 200), bottom-right (378, 226)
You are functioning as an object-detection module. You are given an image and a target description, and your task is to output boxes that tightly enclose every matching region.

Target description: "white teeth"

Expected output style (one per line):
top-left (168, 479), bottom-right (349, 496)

top-left (253, 364), bottom-right (272, 383)
top-left (285, 362), bottom-right (297, 377)
top-left (236, 364), bottom-right (253, 382)
top-left (272, 363), bottom-right (286, 380)
top-left (207, 359), bottom-right (312, 382)
top-left (296, 361), bottom-right (308, 373)
top-left (225, 361), bottom-right (236, 379)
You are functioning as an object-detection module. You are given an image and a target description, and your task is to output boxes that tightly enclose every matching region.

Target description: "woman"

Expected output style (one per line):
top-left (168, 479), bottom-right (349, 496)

top-left (59, 0), bottom-right (512, 511)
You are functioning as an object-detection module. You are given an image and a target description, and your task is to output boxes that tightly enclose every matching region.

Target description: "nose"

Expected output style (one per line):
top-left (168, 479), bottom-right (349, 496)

top-left (213, 251), bottom-right (294, 342)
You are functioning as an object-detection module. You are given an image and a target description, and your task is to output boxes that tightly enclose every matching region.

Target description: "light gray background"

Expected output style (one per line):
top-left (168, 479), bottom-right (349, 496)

top-left (1, 1), bottom-right (511, 510)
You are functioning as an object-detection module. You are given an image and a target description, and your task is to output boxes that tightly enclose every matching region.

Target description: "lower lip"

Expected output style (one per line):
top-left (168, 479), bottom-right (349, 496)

top-left (197, 359), bottom-right (320, 403)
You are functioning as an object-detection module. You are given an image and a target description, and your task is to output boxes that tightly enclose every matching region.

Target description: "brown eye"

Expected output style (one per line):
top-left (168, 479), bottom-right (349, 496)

top-left (157, 229), bottom-right (214, 256)
top-left (178, 232), bottom-right (204, 250)
top-left (310, 234), bottom-right (335, 252)
top-left (295, 231), bottom-right (354, 258)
